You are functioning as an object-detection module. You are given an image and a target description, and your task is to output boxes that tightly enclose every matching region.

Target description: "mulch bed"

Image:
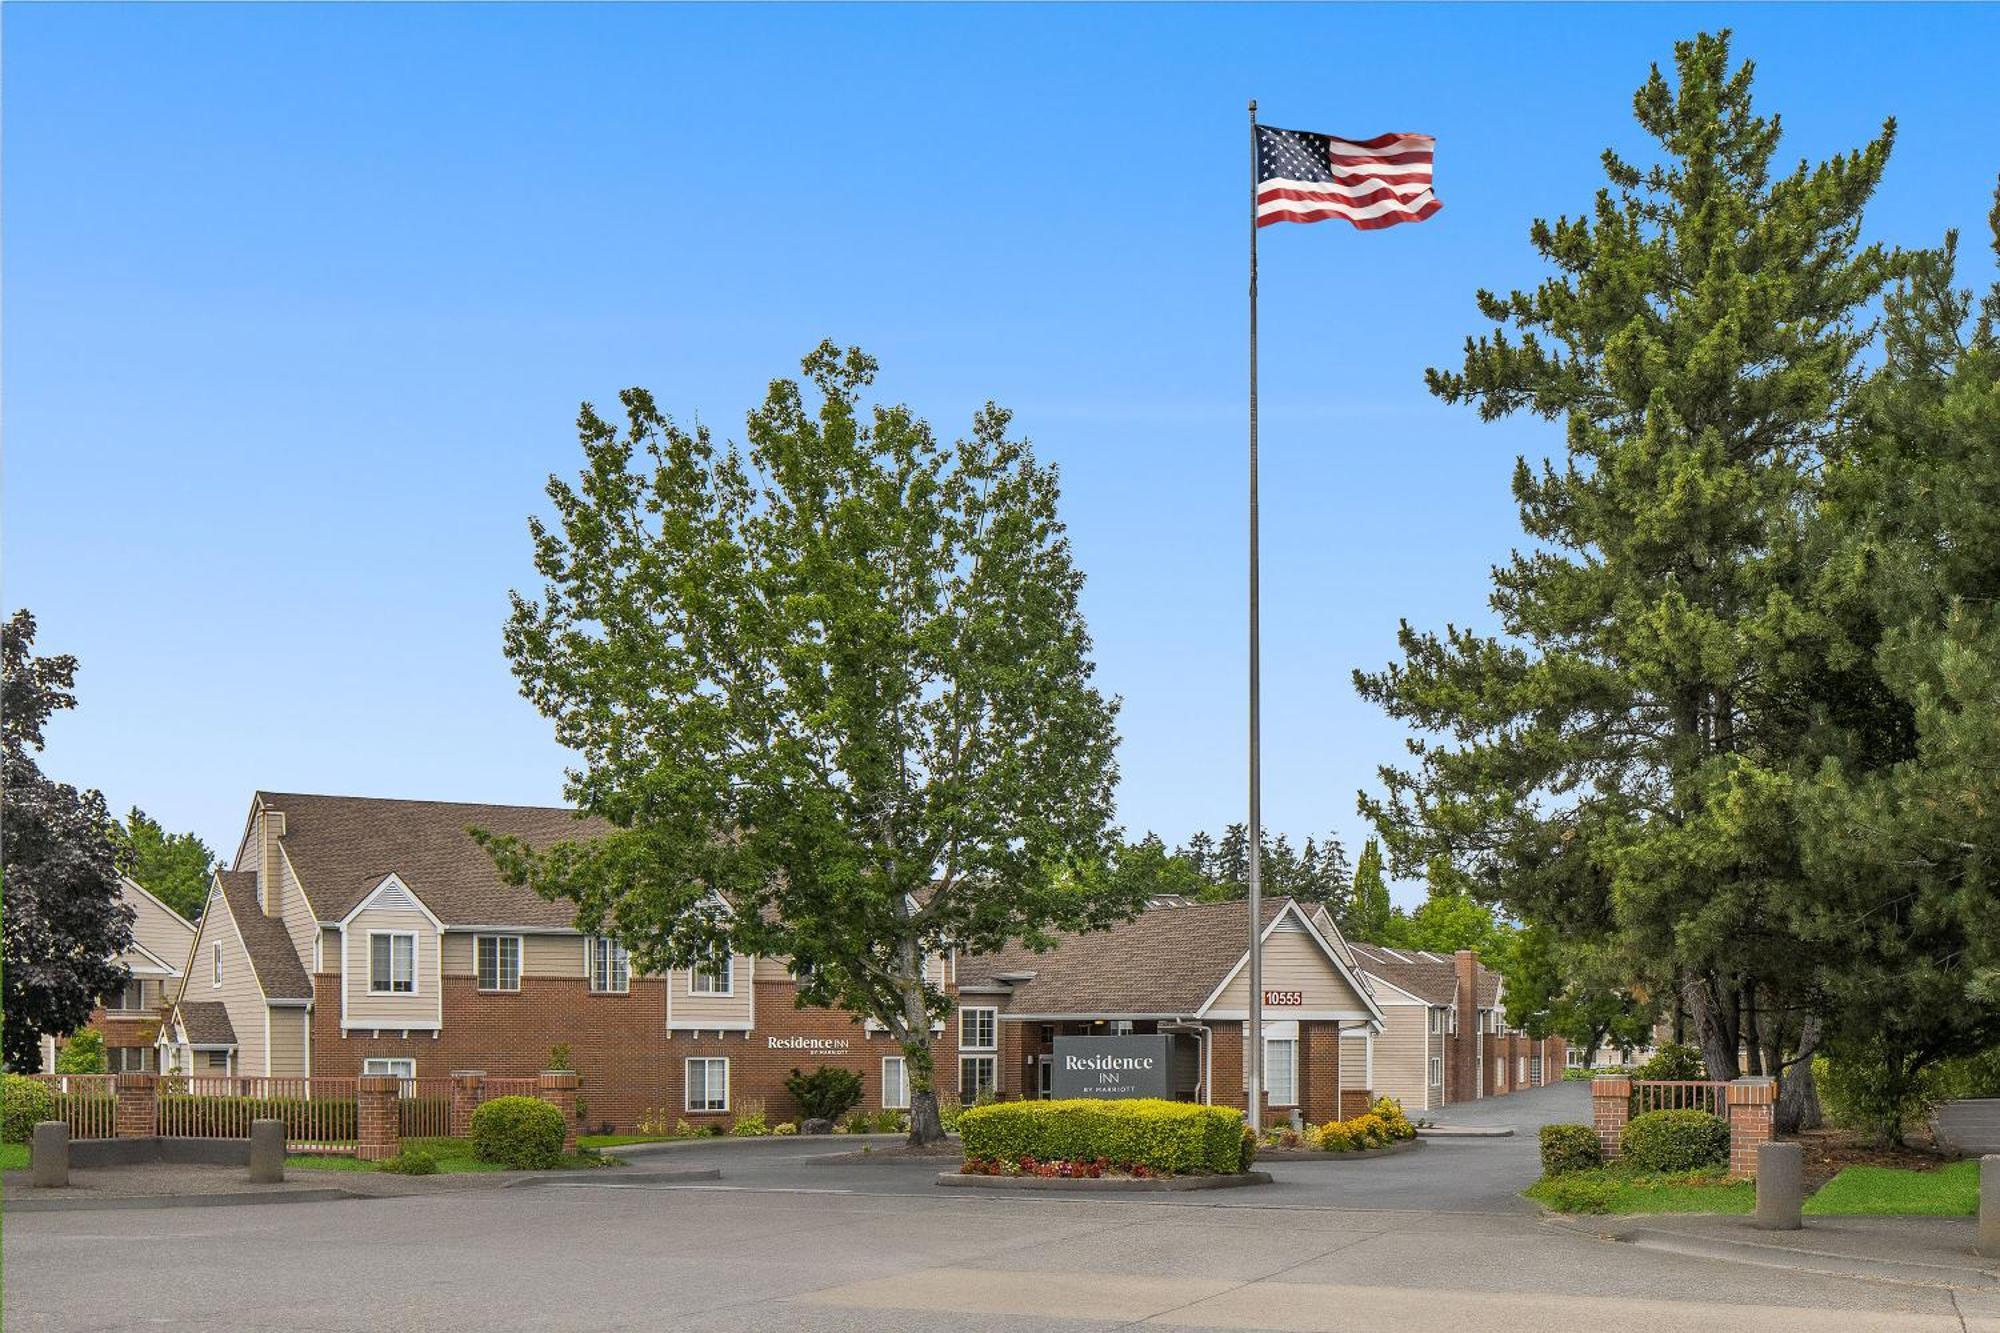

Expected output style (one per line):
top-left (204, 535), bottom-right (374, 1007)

top-left (1787, 1128), bottom-right (1963, 1193)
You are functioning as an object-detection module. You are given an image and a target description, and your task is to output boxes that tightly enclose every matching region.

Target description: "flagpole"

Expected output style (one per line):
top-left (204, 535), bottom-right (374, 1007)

top-left (1245, 97), bottom-right (1263, 1136)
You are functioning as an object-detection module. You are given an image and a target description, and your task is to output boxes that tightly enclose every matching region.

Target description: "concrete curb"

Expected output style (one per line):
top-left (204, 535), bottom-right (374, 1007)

top-left (936, 1170), bottom-right (1274, 1193)
top-left (4, 1188), bottom-right (361, 1214)
top-left (1615, 1226), bottom-right (2000, 1290)
top-left (600, 1133), bottom-right (910, 1158)
top-left (1417, 1125), bottom-right (1515, 1138)
top-left (1258, 1139), bottom-right (1426, 1162)
top-left (506, 1167), bottom-right (722, 1188)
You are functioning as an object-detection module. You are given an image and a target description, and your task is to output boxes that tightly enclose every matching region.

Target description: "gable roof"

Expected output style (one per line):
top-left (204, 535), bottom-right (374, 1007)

top-left (1346, 943), bottom-right (1503, 1009)
top-left (214, 870), bottom-right (314, 1001)
top-left (173, 1000), bottom-right (238, 1047)
top-left (257, 792), bottom-right (612, 929)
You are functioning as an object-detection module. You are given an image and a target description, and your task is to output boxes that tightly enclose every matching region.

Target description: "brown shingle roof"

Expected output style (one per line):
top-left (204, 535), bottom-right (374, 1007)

top-left (261, 792), bottom-right (611, 929)
top-left (174, 1000), bottom-right (237, 1047)
top-left (959, 898), bottom-right (1291, 1015)
top-left (215, 870), bottom-right (314, 1000)
top-left (1347, 943), bottom-right (1502, 1009)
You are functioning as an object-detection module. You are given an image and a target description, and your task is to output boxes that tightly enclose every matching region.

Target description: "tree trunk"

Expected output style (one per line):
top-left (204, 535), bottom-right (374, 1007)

top-left (907, 1087), bottom-right (944, 1146)
top-left (1775, 1015), bottom-right (1823, 1136)
top-left (1683, 972), bottom-right (1743, 1080)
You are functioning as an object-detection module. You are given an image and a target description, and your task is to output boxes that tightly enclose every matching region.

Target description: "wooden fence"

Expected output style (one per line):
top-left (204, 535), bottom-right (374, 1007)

top-left (29, 1074), bottom-right (118, 1139)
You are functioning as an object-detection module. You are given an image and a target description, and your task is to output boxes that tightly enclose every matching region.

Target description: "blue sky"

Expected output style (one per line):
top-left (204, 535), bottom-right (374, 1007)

top-left (6, 4), bottom-right (1997, 902)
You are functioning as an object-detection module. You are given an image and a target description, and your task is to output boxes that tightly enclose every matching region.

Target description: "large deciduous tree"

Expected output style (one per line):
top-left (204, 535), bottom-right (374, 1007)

top-left (3, 611), bottom-right (132, 1070)
top-left (1355, 32), bottom-right (1898, 1090)
top-left (481, 343), bottom-right (1132, 1144)
top-left (109, 808), bottom-right (216, 923)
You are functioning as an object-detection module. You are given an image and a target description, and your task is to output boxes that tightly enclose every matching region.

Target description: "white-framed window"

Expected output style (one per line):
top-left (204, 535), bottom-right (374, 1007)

top-left (1531, 1055), bottom-right (1544, 1084)
top-left (362, 1057), bottom-right (416, 1078)
top-left (685, 1057), bottom-right (729, 1112)
top-left (105, 979), bottom-right (147, 1011)
top-left (1568, 1047), bottom-right (1584, 1068)
top-left (959, 1054), bottom-right (997, 1099)
top-left (1265, 1038), bottom-right (1298, 1106)
top-left (588, 937), bottom-right (630, 993)
top-left (1429, 1054), bottom-right (1444, 1087)
top-left (107, 1046), bottom-right (152, 1073)
top-left (689, 951), bottom-right (733, 995)
top-left (212, 941), bottom-right (222, 988)
top-left (369, 932), bottom-right (417, 994)
top-left (882, 1056), bottom-right (909, 1110)
top-left (959, 1007), bottom-right (997, 1051)
top-left (1428, 1007), bottom-right (1444, 1035)
top-left (476, 935), bottom-right (522, 992)
top-left (1518, 1056), bottom-right (1528, 1083)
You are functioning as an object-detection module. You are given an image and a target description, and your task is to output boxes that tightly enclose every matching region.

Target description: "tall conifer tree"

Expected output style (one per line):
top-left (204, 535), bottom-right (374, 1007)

top-left (1357, 32), bottom-right (1898, 1083)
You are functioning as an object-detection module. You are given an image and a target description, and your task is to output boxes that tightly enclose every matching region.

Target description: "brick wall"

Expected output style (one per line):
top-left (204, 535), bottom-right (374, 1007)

top-left (311, 973), bottom-right (958, 1132)
top-left (1300, 1021), bottom-right (1342, 1125)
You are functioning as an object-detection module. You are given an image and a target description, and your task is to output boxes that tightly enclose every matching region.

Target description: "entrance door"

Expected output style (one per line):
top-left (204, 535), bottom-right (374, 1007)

top-left (1036, 1055), bottom-right (1052, 1099)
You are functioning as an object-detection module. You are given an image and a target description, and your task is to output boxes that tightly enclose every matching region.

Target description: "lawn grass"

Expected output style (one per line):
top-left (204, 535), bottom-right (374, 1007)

top-left (1805, 1160), bottom-right (1979, 1217)
top-left (0, 1142), bottom-right (29, 1172)
top-left (1526, 1165), bottom-right (1756, 1215)
top-left (578, 1133), bottom-right (686, 1149)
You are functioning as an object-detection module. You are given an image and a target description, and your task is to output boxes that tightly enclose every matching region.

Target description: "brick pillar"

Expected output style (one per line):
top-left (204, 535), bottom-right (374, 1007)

top-left (115, 1072), bottom-right (158, 1138)
top-left (450, 1070), bottom-right (485, 1140)
top-left (1592, 1074), bottom-right (1633, 1161)
top-left (1301, 1023), bottom-right (1341, 1126)
top-left (1726, 1076), bottom-right (1777, 1181)
top-left (538, 1069), bottom-right (580, 1154)
top-left (356, 1073), bottom-right (401, 1162)
top-left (1453, 950), bottom-right (1481, 1104)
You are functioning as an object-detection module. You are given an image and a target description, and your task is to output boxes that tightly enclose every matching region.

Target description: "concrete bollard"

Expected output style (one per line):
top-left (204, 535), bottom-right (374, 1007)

top-left (1754, 1141), bottom-right (1803, 1230)
top-left (1981, 1155), bottom-right (2000, 1259)
top-left (248, 1118), bottom-right (286, 1184)
top-left (31, 1121), bottom-right (69, 1188)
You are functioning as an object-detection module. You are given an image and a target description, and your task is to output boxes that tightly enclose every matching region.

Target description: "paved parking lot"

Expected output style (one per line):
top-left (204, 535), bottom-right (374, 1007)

top-left (8, 1083), bottom-right (1991, 1331)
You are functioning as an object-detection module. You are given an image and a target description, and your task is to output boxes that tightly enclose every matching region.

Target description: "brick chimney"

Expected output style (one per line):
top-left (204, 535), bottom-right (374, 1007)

top-left (1453, 949), bottom-right (1481, 1104)
top-left (257, 807), bottom-right (287, 917)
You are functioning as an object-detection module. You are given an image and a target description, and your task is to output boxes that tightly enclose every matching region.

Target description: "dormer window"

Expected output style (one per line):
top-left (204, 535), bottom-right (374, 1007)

top-left (369, 932), bottom-right (416, 994)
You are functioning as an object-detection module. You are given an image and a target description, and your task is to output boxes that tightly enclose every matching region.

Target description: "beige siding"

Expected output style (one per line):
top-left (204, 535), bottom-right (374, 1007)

top-left (441, 932), bottom-right (586, 979)
top-left (1369, 1002), bottom-right (1434, 1113)
top-left (319, 928), bottom-right (340, 974)
top-left (1209, 922), bottom-right (1370, 1016)
top-left (1339, 1031), bottom-right (1369, 1092)
top-left (342, 898), bottom-right (441, 1030)
top-left (184, 882), bottom-right (269, 1073)
top-left (668, 954), bottom-right (754, 1029)
top-left (124, 881), bottom-right (197, 974)
top-left (266, 1006), bottom-right (308, 1076)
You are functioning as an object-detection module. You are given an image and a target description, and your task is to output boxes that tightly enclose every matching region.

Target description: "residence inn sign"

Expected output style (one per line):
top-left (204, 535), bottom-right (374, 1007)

top-left (1050, 1035), bottom-right (1173, 1100)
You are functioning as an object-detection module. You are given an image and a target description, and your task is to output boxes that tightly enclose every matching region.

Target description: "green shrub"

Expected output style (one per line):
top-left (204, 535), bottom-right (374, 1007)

top-left (160, 1094), bottom-right (358, 1141)
top-left (380, 1148), bottom-right (439, 1175)
top-left (959, 1099), bottom-right (1247, 1175)
top-left (730, 1109), bottom-right (770, 1137)
top-left (1621, 1109), bottom-right (1729, 1173)
top-left (1563, 1067), bottom-right (1597, 1081)
top-left (772, 1121), bottom-right (798, 1135)
top-left (1539, 1123), bottom-right (1603, 1176)
top-left (1635, 1042), bottom-right (1706, 1081)
top-left (843, 1109), bottom-right (875, 1134)
top-left (470, 1095), bottom-right (566, 1169)
top-left (871, 1109), bottom-right (906, 1134)
top-left (1238, 1123), bottom-right (1259, 1172)
top-left (936, 1090), bottom-right (965, 1133)
top-left (786, 1065), bottom-right (864, 1122)
top-left (54, 1030), bottom-right (108, 1074)
top-left (3, 1075), bottom-right (56, 1143)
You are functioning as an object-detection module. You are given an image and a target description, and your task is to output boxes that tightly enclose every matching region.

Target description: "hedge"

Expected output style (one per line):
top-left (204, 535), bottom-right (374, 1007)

top-left (159, 1095), bottom-right (359, 1141)
top-left (959, 1099), bottom-right (1247, 1175)
top-left (470, 1095), bottom-right (566, 1169)
top-left (3, 1075), bottom-right (55, 1143)
top-left (1621, 1108), bottom-right (1730, 1173)
top-left (1538, 1123), bottom-right (1602, 1176)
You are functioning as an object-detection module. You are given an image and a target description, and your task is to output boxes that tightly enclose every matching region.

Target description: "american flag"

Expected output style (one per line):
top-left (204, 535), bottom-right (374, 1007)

top-left (1255, 125), bottom-right (1440, 230)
